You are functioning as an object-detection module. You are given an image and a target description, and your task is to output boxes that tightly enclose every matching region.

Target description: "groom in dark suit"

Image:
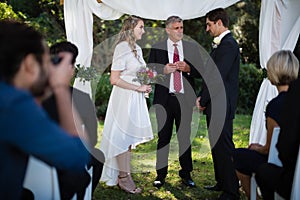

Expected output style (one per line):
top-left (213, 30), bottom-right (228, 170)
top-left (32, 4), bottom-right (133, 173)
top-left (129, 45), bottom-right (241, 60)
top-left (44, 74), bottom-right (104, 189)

top-left (148, 16), bottom-right (202, 188)
top-left (197, 8), bottom-right (240, 200)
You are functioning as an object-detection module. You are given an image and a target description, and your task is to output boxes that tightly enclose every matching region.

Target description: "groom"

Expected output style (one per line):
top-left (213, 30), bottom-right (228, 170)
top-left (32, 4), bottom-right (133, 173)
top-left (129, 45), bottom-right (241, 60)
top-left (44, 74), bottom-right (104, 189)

top-left (197, 8), bottom-right (240, 200)
top-left (148, 15), bottom-right (202, 188)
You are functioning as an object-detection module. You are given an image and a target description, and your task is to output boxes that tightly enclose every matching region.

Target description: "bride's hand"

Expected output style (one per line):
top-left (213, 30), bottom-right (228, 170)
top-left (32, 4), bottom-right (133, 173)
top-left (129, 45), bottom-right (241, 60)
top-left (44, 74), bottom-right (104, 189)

top-left (136, 85), bottom-right (152, 93)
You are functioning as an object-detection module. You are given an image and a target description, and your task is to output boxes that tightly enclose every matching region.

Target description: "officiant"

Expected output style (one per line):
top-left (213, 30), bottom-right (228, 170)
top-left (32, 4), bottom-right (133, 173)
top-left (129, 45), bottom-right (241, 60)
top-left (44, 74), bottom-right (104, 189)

top-left (148, 15), bottom-right (202, 188)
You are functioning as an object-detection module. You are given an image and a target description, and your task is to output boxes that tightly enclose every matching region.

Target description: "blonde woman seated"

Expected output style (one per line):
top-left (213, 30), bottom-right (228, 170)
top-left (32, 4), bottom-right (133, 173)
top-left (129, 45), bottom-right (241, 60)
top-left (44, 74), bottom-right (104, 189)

top-left (232, 50), bottom-right (299, 199)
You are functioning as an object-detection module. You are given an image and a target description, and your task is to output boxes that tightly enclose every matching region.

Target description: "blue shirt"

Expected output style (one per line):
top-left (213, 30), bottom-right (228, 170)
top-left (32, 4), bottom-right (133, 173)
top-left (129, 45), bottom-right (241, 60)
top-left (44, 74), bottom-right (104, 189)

top-left (0, 82), bottom-right (90, 199)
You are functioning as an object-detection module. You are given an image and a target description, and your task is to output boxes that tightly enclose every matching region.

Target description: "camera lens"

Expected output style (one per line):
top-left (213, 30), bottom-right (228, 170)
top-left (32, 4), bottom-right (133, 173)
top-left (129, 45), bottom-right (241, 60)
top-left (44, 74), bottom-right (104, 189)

top-left (51, 55), bottom-right (62, 65)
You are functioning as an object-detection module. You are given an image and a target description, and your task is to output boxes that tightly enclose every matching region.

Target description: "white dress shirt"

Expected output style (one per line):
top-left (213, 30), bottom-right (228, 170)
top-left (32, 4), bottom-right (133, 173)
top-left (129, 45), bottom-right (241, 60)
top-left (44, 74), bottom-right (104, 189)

top-left (167, 38), bottom-right (184, 93)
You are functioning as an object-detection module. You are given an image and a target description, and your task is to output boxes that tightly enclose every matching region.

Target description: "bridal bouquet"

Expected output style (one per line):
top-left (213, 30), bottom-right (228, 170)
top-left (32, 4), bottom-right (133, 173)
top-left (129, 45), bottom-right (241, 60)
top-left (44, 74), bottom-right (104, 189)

top-left (133, 66), bottom-right (164, 97)
top-left (133, 66), bottom-right (164, 85)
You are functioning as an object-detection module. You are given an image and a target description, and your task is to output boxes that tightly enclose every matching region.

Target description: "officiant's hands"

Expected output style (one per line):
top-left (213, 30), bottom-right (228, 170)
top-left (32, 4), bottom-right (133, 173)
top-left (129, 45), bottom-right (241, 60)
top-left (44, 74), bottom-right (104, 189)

top-left (175, 61), bottom-right (190, 73)
top-left (164, 63), bottom-right (177, 74)
top-left (164, 61), bottom-right (190, 74)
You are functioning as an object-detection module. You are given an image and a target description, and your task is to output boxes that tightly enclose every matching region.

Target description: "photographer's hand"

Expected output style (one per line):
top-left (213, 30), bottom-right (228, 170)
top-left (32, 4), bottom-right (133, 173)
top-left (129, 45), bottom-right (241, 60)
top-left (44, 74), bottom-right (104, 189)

top-left (48, 52), bottom-right (74, 89)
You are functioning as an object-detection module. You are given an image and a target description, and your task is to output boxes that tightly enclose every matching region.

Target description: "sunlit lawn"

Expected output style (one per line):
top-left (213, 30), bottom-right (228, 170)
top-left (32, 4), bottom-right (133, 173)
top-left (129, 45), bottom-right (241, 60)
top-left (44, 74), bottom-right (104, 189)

top-left (94, 111), bottom-right (252, 200)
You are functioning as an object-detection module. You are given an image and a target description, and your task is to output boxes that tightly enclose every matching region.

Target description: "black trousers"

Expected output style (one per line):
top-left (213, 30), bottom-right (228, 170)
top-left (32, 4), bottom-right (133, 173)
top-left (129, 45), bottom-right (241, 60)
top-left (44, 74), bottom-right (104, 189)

top-left (255, 163), bottom-right (292, 200)
top-left (58, 169), bottom-right (90, 200)
top-left (207, 116), bottom-right (240, 198)
top-left (59, 148), bottom-right (104, 200)
top-left (155, 94), bottom-right (193, 178)
top-left (89, 148), bottom-right (105, 193)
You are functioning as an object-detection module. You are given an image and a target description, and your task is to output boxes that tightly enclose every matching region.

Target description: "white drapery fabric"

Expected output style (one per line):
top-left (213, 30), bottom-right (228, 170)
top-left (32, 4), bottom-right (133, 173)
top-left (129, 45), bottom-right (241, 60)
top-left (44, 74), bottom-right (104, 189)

top-left (64, 0), bottom-right (122, 95)
top-left (249, 0), bottom-right (300, 145)
top-left (101, 0), bottom-right (240, 20)
top-left (64, 0), bottom-right (240, 95)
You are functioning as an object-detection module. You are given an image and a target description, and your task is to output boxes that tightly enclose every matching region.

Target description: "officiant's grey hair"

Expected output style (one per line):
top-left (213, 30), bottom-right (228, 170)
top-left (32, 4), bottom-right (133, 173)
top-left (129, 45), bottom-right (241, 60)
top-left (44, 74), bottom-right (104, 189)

top-left (166, 16), bottom-right (183, 28)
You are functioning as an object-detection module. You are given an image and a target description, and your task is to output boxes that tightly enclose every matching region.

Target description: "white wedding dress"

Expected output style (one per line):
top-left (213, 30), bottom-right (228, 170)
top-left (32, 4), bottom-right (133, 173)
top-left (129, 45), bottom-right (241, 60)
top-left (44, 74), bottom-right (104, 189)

top-left (100, 41), bottom-right (153, 186)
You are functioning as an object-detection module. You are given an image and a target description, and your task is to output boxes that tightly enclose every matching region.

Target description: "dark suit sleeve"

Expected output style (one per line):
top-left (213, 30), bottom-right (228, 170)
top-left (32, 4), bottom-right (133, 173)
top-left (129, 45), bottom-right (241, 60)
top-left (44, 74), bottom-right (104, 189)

top-left (212, 39), bottom-right (239, 80)
top-left (184, 41), bottom-right (202, 79)
top-left (72, 88), bottom-right (98, 147)
top-left (200, 37), bottom-right (240, 111)
top-left (199, 56), bottom-right (217, 107)
top-left (42, 88), bottom-right (98, 147)
top-left (148, 43), bottom-right (165, 74)
top-left (42, 94), bottom-right (60, 123)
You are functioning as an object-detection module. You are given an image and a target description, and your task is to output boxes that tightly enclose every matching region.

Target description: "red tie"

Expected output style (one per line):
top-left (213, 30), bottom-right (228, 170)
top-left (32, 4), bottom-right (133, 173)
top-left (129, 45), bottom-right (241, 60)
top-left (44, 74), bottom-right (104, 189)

top-left (173, 44), bottom-right (181, 92)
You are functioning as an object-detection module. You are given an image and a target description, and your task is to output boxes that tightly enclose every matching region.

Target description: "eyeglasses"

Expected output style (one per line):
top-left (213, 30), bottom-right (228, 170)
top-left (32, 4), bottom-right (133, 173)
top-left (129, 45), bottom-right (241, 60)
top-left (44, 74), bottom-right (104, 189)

top-left (169, 26), bottom-right (183, 30)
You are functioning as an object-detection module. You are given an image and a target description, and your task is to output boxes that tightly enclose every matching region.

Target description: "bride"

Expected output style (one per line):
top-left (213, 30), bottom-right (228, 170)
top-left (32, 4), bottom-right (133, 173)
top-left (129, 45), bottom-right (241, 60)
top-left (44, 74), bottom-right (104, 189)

top-left (99, 16), bottom-right (153, 194)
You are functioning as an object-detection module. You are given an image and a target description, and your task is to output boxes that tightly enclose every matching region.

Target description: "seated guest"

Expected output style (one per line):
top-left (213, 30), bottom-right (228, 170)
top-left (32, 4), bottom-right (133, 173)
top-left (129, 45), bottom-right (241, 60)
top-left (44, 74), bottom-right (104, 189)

top-left (233, 50), bottom-right (299, 199)
top-left (42, 41), bottom-right (104, 199)
top-left (0, 20), bottom-right (90, 199)
top-left (255, 57), bottom-right (300, 198)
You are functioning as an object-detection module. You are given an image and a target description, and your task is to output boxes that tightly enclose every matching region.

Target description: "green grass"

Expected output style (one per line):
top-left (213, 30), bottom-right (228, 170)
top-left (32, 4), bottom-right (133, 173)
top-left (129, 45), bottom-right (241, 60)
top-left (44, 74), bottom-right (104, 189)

top-left (93, 113), bottom-right (251, 200)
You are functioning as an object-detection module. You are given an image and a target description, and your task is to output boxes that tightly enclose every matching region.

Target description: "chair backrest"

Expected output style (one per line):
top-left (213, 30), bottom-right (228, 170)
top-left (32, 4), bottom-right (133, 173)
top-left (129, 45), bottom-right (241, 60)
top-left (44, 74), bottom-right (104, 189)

top-left (291, 146), bottom-right (300, 200)
top-left (23, 156), bottom-right (60, 200)
top-left (268, 127), bottom-right (283, 167)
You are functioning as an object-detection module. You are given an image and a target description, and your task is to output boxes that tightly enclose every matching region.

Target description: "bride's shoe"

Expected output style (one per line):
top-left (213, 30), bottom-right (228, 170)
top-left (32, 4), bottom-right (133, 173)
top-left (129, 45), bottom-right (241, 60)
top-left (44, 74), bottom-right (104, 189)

top-left (118, 174), bottom-right (142, 194)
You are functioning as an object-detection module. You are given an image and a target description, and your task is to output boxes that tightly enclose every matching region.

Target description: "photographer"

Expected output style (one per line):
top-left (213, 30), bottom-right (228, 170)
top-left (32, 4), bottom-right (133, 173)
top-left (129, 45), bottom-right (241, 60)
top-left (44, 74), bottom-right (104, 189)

top-left (0, 20), bottom-right (90, 199)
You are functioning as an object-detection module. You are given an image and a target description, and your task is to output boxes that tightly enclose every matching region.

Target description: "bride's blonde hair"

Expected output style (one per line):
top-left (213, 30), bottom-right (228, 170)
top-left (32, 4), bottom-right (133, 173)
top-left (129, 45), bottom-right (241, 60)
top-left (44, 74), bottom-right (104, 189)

top-left (115, 16), bottom-right (143, 58)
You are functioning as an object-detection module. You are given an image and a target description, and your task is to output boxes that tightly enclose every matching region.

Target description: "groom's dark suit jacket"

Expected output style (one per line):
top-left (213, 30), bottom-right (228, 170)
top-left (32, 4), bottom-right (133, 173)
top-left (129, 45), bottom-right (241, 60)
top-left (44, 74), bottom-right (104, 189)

top-left (198, 32), bottom-right (240, 198)
top-left (148, 39), bottom-right (202, 106)
top-left (199, 33), bottom-right (240, 120)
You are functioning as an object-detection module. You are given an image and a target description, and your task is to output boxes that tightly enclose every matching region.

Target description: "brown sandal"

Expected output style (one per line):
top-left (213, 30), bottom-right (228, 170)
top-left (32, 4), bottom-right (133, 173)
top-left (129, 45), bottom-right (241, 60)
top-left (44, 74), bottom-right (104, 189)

top-left (118, 174), bottom-right (142, 194)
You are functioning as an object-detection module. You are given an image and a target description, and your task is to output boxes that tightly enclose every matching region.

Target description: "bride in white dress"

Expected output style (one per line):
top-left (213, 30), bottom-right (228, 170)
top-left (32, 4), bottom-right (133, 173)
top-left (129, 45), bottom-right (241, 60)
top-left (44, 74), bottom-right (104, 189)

top-left (100, 16), bottom-right (153, 194)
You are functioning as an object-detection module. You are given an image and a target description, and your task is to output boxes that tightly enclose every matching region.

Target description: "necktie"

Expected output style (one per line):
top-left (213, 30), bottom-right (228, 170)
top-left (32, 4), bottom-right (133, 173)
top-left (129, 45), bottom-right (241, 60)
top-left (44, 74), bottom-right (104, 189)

top-left (173, 44), bottom-right (181, 92)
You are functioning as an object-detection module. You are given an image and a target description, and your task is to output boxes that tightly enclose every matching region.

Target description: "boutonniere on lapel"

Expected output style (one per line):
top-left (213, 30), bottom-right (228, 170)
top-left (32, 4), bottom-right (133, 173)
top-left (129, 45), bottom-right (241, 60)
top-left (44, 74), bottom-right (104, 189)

top-left (212, 37), bottom-right (221, 49)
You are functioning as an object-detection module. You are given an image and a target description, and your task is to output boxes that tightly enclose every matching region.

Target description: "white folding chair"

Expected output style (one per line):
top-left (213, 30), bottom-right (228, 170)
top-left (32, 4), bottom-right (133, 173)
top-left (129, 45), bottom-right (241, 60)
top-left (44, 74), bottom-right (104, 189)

top-left (268, 127), bottom-right (285, 200)
top-left (250, 174), bottom-right (258, 200)
top-left (250, 127), bottom-right (281, 200)
top-left (268, 127), bottom-right (282, 167)
top-left (291, 147), bottom-right (300, 200)
top-left (23, 156), bottom-right (60, 200)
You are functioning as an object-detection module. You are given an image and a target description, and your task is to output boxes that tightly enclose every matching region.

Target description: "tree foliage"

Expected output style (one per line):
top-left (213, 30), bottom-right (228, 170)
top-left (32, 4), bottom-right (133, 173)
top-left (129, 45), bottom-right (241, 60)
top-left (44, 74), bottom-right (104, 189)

top-left (1, 0), bottom-right (263, 116)
top-left (0, 2), bottom-right (19, 20)
top-left (2, 0), bottom-right (261, 66)
top-left (232, 0), bottom-right (261, 67)
top-left (4, 0), bottom-right (65, 45)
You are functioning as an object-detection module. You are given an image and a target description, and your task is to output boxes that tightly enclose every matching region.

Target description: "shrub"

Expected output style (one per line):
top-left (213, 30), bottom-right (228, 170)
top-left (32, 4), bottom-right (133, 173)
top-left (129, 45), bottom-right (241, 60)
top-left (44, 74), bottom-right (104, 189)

top-left (94, 73), bottom-right (112, 120)
top-left (237, 63), bottom-right (264, 114)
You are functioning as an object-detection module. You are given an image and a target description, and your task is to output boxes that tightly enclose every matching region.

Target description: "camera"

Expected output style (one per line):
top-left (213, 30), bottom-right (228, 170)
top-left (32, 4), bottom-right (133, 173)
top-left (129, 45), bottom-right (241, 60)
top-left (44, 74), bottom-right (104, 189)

top-left (51, 54), bottom-right (62, 65)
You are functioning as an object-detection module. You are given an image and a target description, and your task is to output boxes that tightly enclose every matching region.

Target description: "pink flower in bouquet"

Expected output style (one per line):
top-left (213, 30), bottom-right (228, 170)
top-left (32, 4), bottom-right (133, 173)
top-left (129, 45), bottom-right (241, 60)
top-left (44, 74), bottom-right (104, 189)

top-left (133, 66), bottom-right (164, 85)
top-left (133, 66), bottom-right (164, 98)
top-left (147, 70), bottom-right (154, 79)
